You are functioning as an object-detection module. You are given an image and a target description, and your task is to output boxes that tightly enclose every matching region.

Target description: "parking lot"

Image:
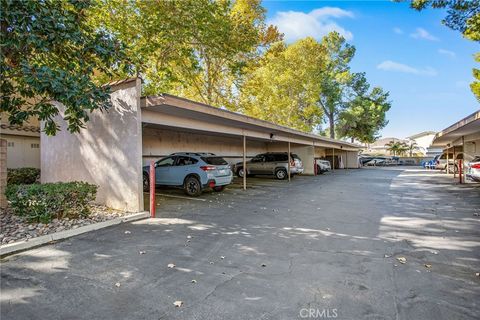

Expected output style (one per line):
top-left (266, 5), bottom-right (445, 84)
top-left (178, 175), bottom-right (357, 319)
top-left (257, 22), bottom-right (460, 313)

top-left (2, 168), bottom-right (479, 320)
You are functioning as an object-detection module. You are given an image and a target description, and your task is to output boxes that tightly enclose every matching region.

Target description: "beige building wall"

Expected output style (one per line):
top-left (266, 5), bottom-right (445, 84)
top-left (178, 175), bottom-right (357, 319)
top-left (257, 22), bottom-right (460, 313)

top-left (41, 79), bottom-right (144, 212)
top-left (1, 134), bottom-right (40, 168)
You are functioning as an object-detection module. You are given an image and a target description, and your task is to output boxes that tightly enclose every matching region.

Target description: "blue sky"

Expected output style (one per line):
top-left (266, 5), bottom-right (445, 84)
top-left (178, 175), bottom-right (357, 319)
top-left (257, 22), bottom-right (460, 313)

top-left (262, 0), bottom-right (479, 138)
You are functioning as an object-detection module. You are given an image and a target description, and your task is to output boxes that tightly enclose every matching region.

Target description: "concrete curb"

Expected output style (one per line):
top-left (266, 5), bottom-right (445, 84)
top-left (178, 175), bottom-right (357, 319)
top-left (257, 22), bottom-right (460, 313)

top-left (0, 211), bottom-right (150, 257)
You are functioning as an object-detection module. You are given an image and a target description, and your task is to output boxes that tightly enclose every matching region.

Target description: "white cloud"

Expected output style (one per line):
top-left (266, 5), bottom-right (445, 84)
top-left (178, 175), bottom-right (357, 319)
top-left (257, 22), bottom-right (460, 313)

top-left (438, 48), bottom-right (456, 58)
top-left (268, 7), bottom-right (354, 43)
top-left (410, 28), bottom-right (439, 41)
top-left (393, 27), bottom-right (403, 35)
top-left (377, 60), bottom-right (438, 76)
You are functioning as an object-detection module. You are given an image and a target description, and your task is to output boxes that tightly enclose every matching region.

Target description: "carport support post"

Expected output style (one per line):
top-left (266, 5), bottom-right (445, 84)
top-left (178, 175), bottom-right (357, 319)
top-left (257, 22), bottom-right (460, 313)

top-left (453, 148), bottom-right (456, 179)
top-left (446, 149), bottom-right (450, 174)
top-left (288, 141), bottom-right (291, 181)
top-left (332, 148), bottom-right (335, 171)
top-left (149, 160), bottom-right (156, 218)
top-left (243, 134), bottom-right (247, 190)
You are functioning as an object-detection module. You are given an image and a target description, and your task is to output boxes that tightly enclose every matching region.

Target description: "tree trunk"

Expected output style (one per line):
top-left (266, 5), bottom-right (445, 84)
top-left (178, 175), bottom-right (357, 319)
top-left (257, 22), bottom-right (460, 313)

top-left (329, 113), bottom-right (335, 139)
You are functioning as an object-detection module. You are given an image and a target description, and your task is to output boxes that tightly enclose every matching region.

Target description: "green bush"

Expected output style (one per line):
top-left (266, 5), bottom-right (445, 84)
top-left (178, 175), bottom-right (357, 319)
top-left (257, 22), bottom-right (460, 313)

top-left (5, 182), bottom-right (98, 223)
top-left (7, 167), bottom-right (41, 185)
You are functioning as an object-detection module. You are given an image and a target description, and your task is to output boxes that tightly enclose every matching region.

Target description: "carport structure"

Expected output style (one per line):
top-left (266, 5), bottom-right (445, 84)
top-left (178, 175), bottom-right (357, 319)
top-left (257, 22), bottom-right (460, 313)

top-left (141, 94), bottom-right (361, 186)
top-left (431, 110), bottom-right (480, 182)
top-left (42, 78), bottom-right (361, 213)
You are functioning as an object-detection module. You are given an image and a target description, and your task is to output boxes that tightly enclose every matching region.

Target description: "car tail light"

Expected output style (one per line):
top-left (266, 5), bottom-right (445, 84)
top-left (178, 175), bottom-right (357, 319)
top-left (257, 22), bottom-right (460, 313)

top-left (200, 165), bottom-right (216, 171)
top-left (208, 181), bottom-right (216, 188)
top-left (471, 164), bottom-right (480, 169)
top-left (290, 159), bottom-right (295, 166)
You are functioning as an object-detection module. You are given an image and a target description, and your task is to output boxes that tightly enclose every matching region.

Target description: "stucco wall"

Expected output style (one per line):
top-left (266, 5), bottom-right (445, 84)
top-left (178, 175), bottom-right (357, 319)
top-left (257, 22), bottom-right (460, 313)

top-left (41, 79), bottom-right (144, 212)
top-left (2, 134), bottom-right (40, 168)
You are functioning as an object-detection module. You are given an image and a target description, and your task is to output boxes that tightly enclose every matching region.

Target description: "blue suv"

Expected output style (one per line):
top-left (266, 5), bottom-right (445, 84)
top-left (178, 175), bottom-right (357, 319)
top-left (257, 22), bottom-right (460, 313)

top-left (143, 153), bottom-right (233, 196)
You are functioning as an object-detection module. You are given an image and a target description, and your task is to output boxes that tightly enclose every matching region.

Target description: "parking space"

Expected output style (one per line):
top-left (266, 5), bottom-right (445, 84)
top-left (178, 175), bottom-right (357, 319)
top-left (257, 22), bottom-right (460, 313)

top-left (3, 167), bottom-right (479, 320)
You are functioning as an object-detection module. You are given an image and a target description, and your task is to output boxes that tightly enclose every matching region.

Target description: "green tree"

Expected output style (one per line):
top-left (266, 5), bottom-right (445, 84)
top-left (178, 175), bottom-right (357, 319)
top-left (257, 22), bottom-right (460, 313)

top-left (385, 140), bottom-right (408, 156)
top-left (406, 141), bottom-right (420, 157)
top-left (1, 0), bottom-right (126, 135)
top-left (337, 74), bottom-right (391, 143)
top-left (91, 0), bottom-right (281, 109)
top-left (239, 37), bottom-right (326, 131)
top-left (316, 32), bottom-right (356, 139)
top-left (405, 0), bottom-right (480, 101)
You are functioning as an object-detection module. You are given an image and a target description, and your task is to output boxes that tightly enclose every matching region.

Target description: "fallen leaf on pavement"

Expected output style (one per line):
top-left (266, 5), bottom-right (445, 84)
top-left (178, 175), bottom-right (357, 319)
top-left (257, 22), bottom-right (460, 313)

top-left (187, 235), bottom-right (193, 239)
top-left (396, 257), bottom-right (407, 264)
top-left (124, 231), bottom-right (131, 234)
top-left (424, 264), bottom-right (432, 269)
top-left (384, 254), bottom-right (391, 258)
top-left (191, 280), bottom-right (197, 283)
top-left (168, 263), bottom-right (176, 268)
top-left (173, 301), bottom-right (183, 307)
top-left (220, 256), bottom-right (225, 260)
top-left (475, 273), bottom-right (479, 277)
top-left (139, 251), bottom-right (146, 255)
top-left (261, 263), bottom-right (266, 267)
top-left (115, 282), bottom-right (121, 287)
top-left (209, 261), bottom-right (214, 265)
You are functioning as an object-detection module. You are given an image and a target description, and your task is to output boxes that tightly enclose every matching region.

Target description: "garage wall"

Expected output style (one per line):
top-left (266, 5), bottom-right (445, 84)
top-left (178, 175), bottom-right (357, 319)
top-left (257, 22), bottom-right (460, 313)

top-left (142, 127), bottom-right (268, 166)
top-left (2, 134), bottom-right (40, 168)
top-left (41, 79), bottom-right (144, 212)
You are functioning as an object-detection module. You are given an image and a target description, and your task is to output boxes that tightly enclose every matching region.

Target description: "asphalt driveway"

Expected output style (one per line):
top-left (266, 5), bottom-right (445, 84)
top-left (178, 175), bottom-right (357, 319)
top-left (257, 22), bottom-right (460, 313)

top-left (1, 168), bottom-right (479, 320)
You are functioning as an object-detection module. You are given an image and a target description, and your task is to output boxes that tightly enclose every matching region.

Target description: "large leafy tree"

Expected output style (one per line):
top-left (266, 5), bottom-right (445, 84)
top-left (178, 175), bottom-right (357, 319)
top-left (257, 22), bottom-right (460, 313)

top-left (406, 0), bottom-right (480, 101)
top-left (337, 74), bottom-right (391, 143)
top-left (1, 0), bottom-right (126, 135)
top-left (239, 37), bottom-right (326, 131)
top-left (91, 0), bottom-right (281, 110)
top-left (316, 32), bottom-right (356, 139)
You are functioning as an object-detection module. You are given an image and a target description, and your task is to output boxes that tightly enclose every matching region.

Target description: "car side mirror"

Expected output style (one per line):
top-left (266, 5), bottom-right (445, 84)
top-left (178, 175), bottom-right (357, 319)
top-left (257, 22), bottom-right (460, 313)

top-left (154, 163), bottom-right (158, 168)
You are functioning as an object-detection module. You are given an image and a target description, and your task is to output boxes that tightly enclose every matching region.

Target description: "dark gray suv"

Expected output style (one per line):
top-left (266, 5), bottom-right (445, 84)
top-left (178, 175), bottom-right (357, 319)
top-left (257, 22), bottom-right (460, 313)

top-left (233, 152), bottom-right (304, 180)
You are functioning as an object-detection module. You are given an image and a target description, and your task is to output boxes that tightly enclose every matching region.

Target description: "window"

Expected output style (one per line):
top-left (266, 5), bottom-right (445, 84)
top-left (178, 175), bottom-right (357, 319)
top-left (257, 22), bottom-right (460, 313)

top-left (250, 155), bottom-right (264, 163)
top-left (7, 142), bottom-right (14, 147)
top-left (156, 156), bottom-right (176, 167)
top-left (201, 156), bottom-right (227, 165)
top-left (264, 154), bottom-right (276, 162)
top-left (176, 156), bottom-right (198, 166)
top-left (31, 143), bottom-right (40, 149)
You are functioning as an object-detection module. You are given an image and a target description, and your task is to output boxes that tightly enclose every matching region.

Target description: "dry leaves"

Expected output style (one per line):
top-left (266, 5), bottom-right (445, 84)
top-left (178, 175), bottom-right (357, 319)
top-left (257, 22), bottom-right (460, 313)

top-left (396, 257), bottom-right (407, 264)
top-left (168, 263), bottom-right (176, 268)
top-left (173, 301), bottom-right (183, 307)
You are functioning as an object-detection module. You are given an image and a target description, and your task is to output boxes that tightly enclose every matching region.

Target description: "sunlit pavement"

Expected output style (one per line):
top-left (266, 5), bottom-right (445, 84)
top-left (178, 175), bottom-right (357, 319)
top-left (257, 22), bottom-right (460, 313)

top-left (1, 167), bottom-right (479, 320)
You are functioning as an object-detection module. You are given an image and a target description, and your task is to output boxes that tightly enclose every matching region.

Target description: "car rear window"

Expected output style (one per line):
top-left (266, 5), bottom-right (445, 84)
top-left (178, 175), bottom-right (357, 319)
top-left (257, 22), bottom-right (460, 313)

top-left (201, 157), bottom-right (228, 165)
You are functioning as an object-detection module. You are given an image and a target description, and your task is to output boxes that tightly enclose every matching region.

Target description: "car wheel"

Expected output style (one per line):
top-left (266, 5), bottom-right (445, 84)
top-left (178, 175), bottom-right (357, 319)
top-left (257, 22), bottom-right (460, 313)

top-left (213, 186), bottom-right (225, 192)
top-left (316, 165), bottom-right (324, 175)
top-left (275, 168), bottom-right (287, 180)
top-left (184, 176), bottom-right (202, 197)
top-left (237, 167), bottom-right (245, 178)
top-left (143, 174), bottom-right (150, 192)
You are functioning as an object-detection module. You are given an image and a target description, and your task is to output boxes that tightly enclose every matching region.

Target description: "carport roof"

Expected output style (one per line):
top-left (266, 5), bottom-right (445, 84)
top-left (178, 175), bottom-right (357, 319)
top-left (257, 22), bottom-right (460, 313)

top-left (140, 93), bottom-right (362, 150)
top-left (431, 110), bottom-right (480, 147)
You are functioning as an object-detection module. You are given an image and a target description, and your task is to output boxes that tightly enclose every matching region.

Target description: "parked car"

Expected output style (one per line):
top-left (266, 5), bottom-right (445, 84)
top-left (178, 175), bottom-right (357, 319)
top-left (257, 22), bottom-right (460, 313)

top-left (466, 156), bottom-right (480, 182)
top-left (364, 157), bottom-right (388, 166)
top-left (435, 152), bottom-right (458, 171)
top-left (233, 152), bottom-right (304, 180)
top-left (143, 152), bottom-right (233, 196)
top-left (315, 159), bottom-right (331, 174)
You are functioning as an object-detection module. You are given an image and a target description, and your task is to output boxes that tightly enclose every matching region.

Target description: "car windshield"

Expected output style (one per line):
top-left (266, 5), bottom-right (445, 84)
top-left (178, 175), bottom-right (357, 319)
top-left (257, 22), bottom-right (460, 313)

top-left (201, 157), bottom-right (228, 165)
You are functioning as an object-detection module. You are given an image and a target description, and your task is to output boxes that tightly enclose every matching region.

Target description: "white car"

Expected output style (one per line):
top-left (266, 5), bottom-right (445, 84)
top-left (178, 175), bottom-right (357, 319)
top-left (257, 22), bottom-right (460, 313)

top-left (315, 159), bottom-right (331, 174)
top-left (466, 156), bottom-right (480, 182)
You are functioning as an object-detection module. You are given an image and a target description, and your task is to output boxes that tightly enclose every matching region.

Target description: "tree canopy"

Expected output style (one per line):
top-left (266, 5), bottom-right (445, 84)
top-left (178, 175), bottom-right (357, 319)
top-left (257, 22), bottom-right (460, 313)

top-left (89, 0), bottom-right (281, 109)
top-left (1, 0), bottom-right (126, 135)
top-left (239, 38), bottom-right (326, 131)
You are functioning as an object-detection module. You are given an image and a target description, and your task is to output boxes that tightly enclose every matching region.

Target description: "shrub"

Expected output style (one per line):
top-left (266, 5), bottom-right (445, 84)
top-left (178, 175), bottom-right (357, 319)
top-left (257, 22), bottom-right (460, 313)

top-left (5, 182), bottom-right (98, 223)
top-left (7, 167), bottom-right (41, 185)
